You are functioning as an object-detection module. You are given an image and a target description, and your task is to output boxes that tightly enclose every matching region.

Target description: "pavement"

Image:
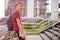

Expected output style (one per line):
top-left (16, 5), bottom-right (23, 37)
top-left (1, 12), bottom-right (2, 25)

top-left (26, 35), bottom-right (42, 40)
top-left (0, 25), bottom-right (41, 40)
top-left (12, 35), bottom-right (41, 40)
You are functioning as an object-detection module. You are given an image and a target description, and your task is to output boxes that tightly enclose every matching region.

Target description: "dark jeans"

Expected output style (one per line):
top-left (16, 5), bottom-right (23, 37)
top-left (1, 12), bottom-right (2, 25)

top-left (14, 30), bottom-right (25, 40)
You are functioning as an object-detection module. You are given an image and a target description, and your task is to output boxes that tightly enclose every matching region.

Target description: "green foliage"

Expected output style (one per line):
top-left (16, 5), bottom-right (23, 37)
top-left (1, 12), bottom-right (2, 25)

top-left (23, 20), bottom-right (57, 35)
top-left (23, 24), bottom-right (33, 26)
top-left (35, 19), bottom-right (42, 23)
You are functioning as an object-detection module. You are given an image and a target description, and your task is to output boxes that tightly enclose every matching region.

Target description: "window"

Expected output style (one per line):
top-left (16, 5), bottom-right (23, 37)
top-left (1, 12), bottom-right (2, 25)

top-left (20, 0), bottom-right (27, 17)
top-left (58, 13), bottom-right (60, 18)
top-left (59, 3), bottom-right (60, 8)
top-left (5, 0), bottom-right (27, 17)
top-left (34, 0), bottom-right (47, 18)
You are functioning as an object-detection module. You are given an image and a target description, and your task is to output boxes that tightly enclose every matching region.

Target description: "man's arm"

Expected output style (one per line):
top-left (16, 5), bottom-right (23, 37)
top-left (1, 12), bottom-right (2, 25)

top-left (16, 18), bottom-right (26, 39)
top-left (16, 18), bottom-right (25, 33)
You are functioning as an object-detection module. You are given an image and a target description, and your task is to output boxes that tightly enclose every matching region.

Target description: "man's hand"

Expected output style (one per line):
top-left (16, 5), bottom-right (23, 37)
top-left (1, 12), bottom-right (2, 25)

top-left (22, 18), bottom-right (26, 22)
top-left (16, 18), bottom-right (26, 39)
top-left (21, 32), bottom-right (26, 39)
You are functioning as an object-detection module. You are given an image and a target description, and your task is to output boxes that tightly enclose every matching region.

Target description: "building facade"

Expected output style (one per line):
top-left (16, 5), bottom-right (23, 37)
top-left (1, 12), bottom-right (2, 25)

top-left (5, 0), bottom-right (60, 20)
top-left (5, 0), bottom-right (48, 18)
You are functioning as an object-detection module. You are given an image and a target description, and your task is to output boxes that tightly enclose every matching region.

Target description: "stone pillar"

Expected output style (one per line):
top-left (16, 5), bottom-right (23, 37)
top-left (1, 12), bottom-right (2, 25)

top-left (51, 0), bottom-right (59, 21)
top-left (5, 0), bottom-right (9, 9)
top-left (36, 1), bottom-right (40, 18)
top-left (0, 0), bottom-right (5, 18)
top-left (27, 0), bottom-right (34, 18)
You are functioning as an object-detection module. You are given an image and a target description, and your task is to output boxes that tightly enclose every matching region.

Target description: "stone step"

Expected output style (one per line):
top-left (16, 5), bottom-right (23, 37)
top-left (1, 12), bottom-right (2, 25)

top-left (44, 31), bottom-right (59, 40)
top-left (53, 27), bottom-right (60, 32)
top-left (48, 29), bottom-right (60, 37)
top-left (55, 25), bottom-right (60, 28)
top-left (40, 33), bottom-right (51, 40)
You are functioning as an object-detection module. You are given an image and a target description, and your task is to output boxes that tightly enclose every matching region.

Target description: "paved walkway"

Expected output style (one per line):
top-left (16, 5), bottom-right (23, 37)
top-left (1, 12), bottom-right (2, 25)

top-left (12, 35), bottom-right (42, 40)
top-left (0, 25), bottom-right (41, 40)
top-left (26, 35), bottom-right (42, 40)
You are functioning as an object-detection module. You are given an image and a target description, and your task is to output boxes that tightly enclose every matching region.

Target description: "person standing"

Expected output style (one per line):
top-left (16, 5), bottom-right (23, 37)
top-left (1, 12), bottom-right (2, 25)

top-left (12, 1), bottom-right (25, 40)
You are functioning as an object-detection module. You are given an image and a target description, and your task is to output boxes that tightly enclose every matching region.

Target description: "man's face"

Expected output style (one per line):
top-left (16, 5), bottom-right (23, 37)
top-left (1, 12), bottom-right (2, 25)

top-left (17, 4), bottom-right (22, 9)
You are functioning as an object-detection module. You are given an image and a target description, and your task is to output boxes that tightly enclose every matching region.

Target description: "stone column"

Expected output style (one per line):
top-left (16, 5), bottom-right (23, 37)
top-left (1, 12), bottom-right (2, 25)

top-left (36, 1), bottom-right (40, 18)
top-left (0, 0), bottom-right (5, 18)
top-left (51, 0), bottom-right (59, 21)
top-left (27, 0), bottom-right (34, 18)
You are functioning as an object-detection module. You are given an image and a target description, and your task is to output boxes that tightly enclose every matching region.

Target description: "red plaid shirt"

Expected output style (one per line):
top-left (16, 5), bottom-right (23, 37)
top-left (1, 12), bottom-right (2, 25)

top-left (12, 10), bottom-right (20, 31)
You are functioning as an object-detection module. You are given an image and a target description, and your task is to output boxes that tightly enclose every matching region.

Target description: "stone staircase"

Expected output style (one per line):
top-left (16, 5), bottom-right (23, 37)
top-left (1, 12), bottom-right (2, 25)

top-left (39, 22), bottom-right (60, 40)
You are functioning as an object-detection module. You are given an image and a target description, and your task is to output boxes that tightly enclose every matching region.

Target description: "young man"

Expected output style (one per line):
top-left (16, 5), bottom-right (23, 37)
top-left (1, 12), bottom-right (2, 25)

top-left (12, 1), bottom-right (25, 40)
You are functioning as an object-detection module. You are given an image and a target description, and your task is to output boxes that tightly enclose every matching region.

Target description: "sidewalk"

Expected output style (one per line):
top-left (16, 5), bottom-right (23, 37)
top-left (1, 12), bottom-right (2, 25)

top-left (12, 35), bottom-right (42, 40)
top-left (26, 35), bottom-right (42, 40)
top-left (0, 25), bottom-right (41, 40)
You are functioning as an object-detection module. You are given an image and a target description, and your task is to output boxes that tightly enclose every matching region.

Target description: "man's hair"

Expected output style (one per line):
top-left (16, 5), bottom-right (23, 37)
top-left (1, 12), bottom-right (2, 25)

top-left (16, 1), bottom-right (23, 6)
